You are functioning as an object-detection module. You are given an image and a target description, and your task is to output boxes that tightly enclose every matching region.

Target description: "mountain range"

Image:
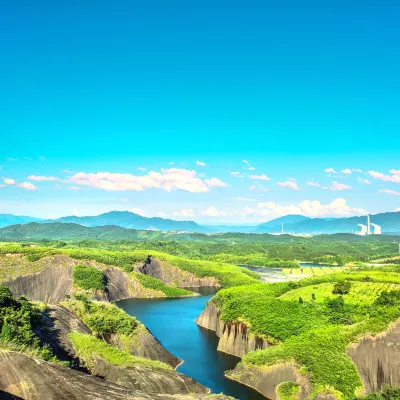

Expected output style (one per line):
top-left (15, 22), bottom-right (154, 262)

top-left (0, 210), bottom-right (399, 235)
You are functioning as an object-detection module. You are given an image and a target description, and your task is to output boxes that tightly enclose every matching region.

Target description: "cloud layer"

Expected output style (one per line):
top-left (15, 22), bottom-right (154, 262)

top-left (70, 169), bottom-right (227, 193)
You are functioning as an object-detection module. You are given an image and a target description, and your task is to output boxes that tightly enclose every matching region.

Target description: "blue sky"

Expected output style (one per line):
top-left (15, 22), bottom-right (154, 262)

top-left (1, 0), bottom-right (399, 222)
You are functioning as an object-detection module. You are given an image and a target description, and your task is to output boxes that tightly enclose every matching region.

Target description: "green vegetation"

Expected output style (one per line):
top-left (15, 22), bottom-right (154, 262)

top-left (354, 386), bottom-right (400, 400)
top-left (0, 285), bottom-right (59, 362)
top-left (212, 266), bottom-right (400, 398)
top-left (131, 272), bottom-right (192, 297)
top-left (69, 332), bottom-right (171, 370)
top-left (73, 264), bottom-right (105, 291)
top-left (65, 295), bottom-right (138, 336)
top-left (276, 381), bottom-right (300, 400)
top-left (0, 244), bottom-right (260, 288)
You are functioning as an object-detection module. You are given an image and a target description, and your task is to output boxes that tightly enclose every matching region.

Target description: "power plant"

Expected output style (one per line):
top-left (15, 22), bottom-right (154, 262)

top-left (356, 215), bottom-right (382, 235)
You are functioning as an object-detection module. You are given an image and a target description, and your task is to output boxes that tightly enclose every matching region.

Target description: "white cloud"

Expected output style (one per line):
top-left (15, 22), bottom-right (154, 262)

top-left (27, 175), bottom-right (58, 181)
top-left (137, 167), bottom-right (147, 171)
top-left (307, 181), bottom-right (321, 187)
top-left (390, 169), bottom-right (400, 175)
top-left (249, 174), bottom-right (270, 181)
top-left (38, 156), bottom-right (46, 161)
top-left (203, 206), bottom-right (226, 217)
top-left (341, 168), bottom-right (352, 175)
top-left (68, 186), bottom-right (81, 191)
top-left (196, 160), bottom-right (206, 167)
top-left (378, 189), bottom-right (400, 197)
top-left (70, 168), bottom-right (227, 193)
top-left (352, 169), bottom-right (363, 173)
top-left (248, 167), bottom-right (256, 171)
top-left (277, 178), bottom-right (300, 190)
top-left (204, 177), bottom-right (228, 188)
top-left (231, 171), bottom-right (244, 178)
top-left (329, 181), bottom-right (352, 191)
top-left (357, 178), bottom-right (371, 184)
top-left (173, 208), bottom-right (195, 217)
top-left (369, 170), bottom-right (400, 183)
top-left (120, 199), bottom-right (129, 203)
top-left (168, 162), bottom-right (175, 165)
top-left (16, 182), bottom-right (37, 190)
top-left (4, 178), bottom-right (15, 185)
top-left (257, 198), bottom-right (365, 218)
top-left (248, 184), bottom-right (268, 192)
top-left (234, 197), bottom-right (257, 202)
top-left (242, 160), bottom-right (249, 165)
top-left (324, 168), bottom-right (337, 174)
top-left (6, 157), bottom-right (17, 161)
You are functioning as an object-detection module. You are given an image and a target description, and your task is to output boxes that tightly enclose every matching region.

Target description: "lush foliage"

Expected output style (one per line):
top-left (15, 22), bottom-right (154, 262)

top-left (276, 381), bottom-right (300, 400)
top-left (130, 272), bottom-right (192, 297)
top-left (69, 332), bottom-right (171, 370)
top-left (73, 264), bottom-right (105, 291)
top-left (0, 286), bottom-right (58, 362)
top-left (213, 266), bottom-right (400, 398)
top-left (0, 244), bottom-right (260, 288)
top-left (354, 386), bottom-right (400, 400)
top-left (65, 296), bottom-right (138, 336)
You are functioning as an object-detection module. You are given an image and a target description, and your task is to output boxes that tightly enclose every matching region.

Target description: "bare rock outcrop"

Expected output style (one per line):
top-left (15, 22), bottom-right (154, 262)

top-left (3, 262), bottom-right (74, 303)
top-left (91, 355), bottom-right (207, 395)
top-left (0, 351), bottom-right (233, 400)
top-left (347, 320), bottom-right (400, 394)
top-left (195, 302), bottom-right (267, 358)
top-left (137, 257), bottom-right (219, 288)
top-left (35, 305), bottom-right (92, 365)
top-left (226, 363), bottom-right (312, 400)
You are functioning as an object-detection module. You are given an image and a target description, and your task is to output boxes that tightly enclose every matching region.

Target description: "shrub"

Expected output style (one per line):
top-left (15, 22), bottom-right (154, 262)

top-left (73, 265), bottom-right (105, 291)
top-left (332, 280), bottom-right (351, 295)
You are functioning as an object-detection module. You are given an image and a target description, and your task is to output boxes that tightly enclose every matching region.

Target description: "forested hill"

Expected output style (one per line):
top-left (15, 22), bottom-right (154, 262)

top-left (0, 222), bottom-right (399, 244)
top-left (254, 212), bottom-right (400, 234)
top-left (49, 211), bottom-right (213, 233)
top-left (0, 214), bottom-right (43, 228)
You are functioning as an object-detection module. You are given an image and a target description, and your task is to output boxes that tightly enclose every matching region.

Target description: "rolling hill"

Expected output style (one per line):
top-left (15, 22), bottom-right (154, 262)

top-left (0, 214), bottom-right (43, 228)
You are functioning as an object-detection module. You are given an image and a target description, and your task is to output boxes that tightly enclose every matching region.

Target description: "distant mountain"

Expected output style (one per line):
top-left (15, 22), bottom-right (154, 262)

top-left (0, 214), bottom-right (43, 228)
top-left (254, 215), bottom-right (310, 233)
top-left (48, 211), bottom-right (214, 233)
top-left (254, 212), bottom-right (400, 234)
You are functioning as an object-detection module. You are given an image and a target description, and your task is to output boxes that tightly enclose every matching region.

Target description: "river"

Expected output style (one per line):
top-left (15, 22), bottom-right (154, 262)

top-left (116, 263), bottom-right (334, 399)
top-left (117, 286), bottom-right (266, 400)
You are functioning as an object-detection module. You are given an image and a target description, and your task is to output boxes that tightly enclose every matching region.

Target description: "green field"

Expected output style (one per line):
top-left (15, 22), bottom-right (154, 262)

top-left (212, 266), bottom-right (400, 398)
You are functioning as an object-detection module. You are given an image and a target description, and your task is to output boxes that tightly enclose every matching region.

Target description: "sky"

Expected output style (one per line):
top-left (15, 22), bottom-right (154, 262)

top-left (1, 0), bottom-right (399, 223)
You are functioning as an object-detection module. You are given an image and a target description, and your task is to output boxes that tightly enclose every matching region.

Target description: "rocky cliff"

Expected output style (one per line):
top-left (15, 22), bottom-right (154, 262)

top-left (2, 255), bottom-right (162, 303)
top-left (137, 257), bottom-right (219, 288)
top-left (0, 350), bottom-right (233, 400)
top-left (347, 319), bottom-right (400, 394)
top-left (195, 302), bottom-right (268, 358)
top-left (91, 355), bottom-right (207, 395)
top-left (226, 363), bottom-right (311, 400)
top-left (108, 326), bottom-right (181, 368)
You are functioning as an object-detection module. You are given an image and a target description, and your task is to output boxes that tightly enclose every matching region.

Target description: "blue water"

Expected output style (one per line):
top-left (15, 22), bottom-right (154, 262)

top-left (117, 287), bottom-right (265, 400)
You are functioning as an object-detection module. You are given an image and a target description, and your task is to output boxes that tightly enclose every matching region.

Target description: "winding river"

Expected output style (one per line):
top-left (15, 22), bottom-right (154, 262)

top-left (117, 287), bottom-right (265, 400)
top-left (117, 264), bottom-right (334, 399)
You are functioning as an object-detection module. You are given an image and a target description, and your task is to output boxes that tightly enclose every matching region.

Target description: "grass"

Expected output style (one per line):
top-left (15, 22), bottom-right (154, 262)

top-left (212, 266), bottom-right (400, 398)
top-left (276, 381), bottom-right (301, 400)
top-left (73, 264), bottom-right (105, 291)
top-left (69, 332), bottom-right (171, 370)
top-left (131, 271), bottom-right (193, 297)
top-left (0, 244), bottom-right (260, 288)
top-left (64, 297), bottom-right (138, 336)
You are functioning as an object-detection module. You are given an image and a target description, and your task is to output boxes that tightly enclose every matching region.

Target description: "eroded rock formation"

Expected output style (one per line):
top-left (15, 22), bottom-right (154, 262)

top-left (347, 320), bottom-right (400, 394)
top-left (195, 302), bottom-right (267, 357)
top-left (226, 363), bottom-right (312, 400)
top-left (0, 351), bottom-right (232, 400)
top-left (137, 257), bottom-right (219, 288)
